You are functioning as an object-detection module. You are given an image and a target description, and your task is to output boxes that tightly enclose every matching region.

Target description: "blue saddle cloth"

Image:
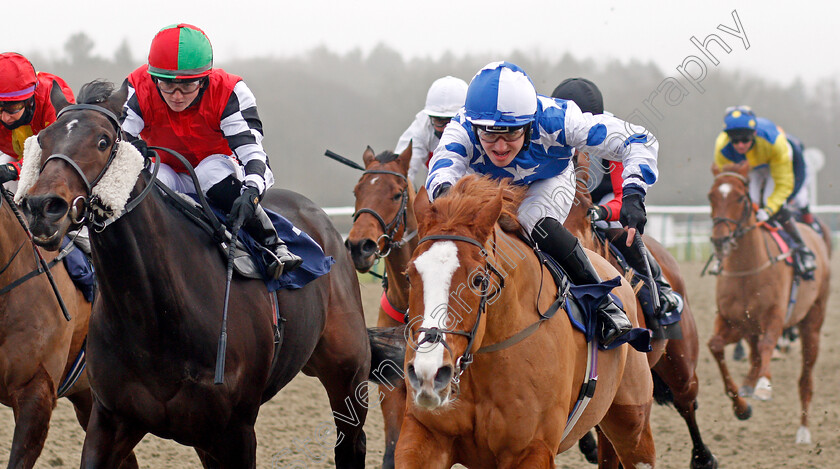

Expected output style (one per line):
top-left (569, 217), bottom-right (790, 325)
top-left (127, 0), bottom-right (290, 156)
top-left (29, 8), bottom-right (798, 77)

top-left (210, 206), bottom-right (334, 291)
top-left (60, 237), bottom-right (95, 303)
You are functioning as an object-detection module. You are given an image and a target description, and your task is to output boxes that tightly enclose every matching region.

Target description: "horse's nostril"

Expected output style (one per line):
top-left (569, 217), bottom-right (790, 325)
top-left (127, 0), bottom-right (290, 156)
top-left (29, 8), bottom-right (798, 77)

top-left (406, 364), bottom-right (421, 390)
top-left (44, 197), bottom-right (69, 220)
top-left (434, 365), bottom-right (453, 391)
top-left (361, 239), bottom-right (378, 257)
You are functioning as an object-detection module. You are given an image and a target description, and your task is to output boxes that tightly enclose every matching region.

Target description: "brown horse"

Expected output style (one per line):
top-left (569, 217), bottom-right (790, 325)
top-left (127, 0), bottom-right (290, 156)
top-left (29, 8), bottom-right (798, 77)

top-left (345, 145), bottom-right (417, 468)
top-left (565, 156), bottom-right (716, 468)
top-left (707, 162), bottom-right (830, 444)
top-left (396, 175), bottom-right (655, 468)
top-left (19, 80), bottom-right (378, 468)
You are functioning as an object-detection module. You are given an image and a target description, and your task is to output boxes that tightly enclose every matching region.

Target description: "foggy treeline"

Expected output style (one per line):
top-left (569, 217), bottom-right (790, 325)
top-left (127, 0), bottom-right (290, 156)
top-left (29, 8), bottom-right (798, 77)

top-left (21, 33), bottom-right (840, 209)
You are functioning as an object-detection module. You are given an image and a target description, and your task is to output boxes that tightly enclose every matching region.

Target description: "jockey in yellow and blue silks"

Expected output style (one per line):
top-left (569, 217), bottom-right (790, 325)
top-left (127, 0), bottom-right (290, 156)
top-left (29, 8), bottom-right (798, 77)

top-left (712, 105), bottom-right (817, 278)
top-left (426, 61), bottom-right (660, 346)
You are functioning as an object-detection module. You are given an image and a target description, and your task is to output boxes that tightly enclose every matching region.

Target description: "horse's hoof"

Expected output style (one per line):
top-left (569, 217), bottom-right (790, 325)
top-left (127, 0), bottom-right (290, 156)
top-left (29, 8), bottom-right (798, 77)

top-left (738, 385), bottom-right (754, 398)
top-left (690, 448), bottom-right (719, 469)
top-left (754, 377), bottom-right (772, 401)
top-left (732, 342), bottom-right (746, 361)
top-left (795, 426), bottom-right (812, 444)
top-left (735, 403), bottom-right (752, 420)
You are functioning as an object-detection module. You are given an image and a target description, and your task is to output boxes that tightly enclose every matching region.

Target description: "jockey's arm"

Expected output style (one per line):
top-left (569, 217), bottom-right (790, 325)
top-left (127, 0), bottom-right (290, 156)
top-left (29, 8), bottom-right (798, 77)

top-left (222, 81), bottom-right (274, 195)
top-left (425, 115), bottom-right (471, 201)
top-left (395, 111), bottom-right (432, 183)
top-left (765, 136), bottom-right (795, 215)
top-left (120, 82), bottom-right (144, 142)
top-left (601, 160), bottom-right (624, 221)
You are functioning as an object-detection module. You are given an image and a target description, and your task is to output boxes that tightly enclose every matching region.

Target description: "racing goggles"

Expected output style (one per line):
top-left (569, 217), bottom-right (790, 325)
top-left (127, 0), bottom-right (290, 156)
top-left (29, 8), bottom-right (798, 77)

top-left (475, 125), bottom-right (527, 143)
top-left (0, 101), bottom-right (26, 114)
top-left (156, 79), bottom-right (203, 95)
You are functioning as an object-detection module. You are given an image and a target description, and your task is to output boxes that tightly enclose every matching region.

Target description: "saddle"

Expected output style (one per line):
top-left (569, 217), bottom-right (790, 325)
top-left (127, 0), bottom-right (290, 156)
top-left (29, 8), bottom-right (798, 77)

top-left (154, 183), bottom-right (333, 291)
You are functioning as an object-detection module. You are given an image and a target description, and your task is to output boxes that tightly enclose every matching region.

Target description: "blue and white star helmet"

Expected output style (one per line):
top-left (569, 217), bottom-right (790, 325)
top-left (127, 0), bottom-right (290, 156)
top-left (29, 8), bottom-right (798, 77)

top-left (464, 61), bottom-right (537, 128)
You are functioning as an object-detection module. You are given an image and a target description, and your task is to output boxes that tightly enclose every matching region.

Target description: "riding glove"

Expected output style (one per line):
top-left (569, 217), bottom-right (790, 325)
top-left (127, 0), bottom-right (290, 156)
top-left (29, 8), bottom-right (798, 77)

top-left (228, 185), bottom-right (260, 228)
top-left (433, 182), bottom-right (452, 199)
top-left (756, 209), bottom-right (770, 222)
top-left (620, 193), bottom-right (647, 234)
top-left (588, 205), bottom-right (608, 222)
top-left (0, 163), bottom-right (18, 184)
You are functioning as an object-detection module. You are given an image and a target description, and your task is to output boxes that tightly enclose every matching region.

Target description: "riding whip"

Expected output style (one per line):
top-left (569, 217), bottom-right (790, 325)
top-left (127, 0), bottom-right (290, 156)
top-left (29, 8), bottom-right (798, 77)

top-left (214, 220), bottom-right (243, 385)
top-left (633, 232), bottom-right (660, 313)
top-left (324, 149), bottom-right (365, 171)
top-left (1, 190), bottom-right (71, 321)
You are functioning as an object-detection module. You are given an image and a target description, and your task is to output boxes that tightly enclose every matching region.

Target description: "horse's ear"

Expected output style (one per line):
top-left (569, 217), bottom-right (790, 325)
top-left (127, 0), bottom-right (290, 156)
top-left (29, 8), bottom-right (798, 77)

top-left (396, 140), bottom-right (412, 175)
top-left (105, 79), bottom-right (129, 117)
top-left (414, 189), bottom-right (435, 235)
top-left (475, 189), bottom-right (503, 239)
top-left (362, 146), bottom-right (376, 168)
top-left (711, 162), bottom-right (721, 176)
top-left (49, 80), bottom-right (71, 113)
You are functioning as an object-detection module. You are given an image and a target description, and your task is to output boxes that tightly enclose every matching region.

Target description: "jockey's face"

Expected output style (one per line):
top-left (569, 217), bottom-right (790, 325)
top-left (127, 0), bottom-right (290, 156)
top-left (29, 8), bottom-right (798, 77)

top-left (478, 127), bottom-right (526, 167)
top-left (156, 79), bottom-right (202, 112)
top-left (728, 131), bottom-right (755, 155)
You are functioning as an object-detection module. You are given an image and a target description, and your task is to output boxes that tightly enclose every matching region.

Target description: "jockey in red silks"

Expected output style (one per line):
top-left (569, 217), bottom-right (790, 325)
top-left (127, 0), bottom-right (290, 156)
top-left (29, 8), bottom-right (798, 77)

top-left (121, 24), bottom-right (301, 279)
top-left (0, 52), bottom-right (75, 191)
top-left (552, 77), bottom-right (681, 317)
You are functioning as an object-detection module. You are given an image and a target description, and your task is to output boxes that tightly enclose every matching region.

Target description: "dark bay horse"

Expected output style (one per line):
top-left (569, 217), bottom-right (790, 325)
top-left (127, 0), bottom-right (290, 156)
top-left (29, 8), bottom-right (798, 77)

top-left (396, 175), bottom-right (655, 468)
top-left (19, 80), bottom-right (374, 468)
top-left (565, 157), bottom-right (716, 468)
top-left (706, 162), bottom-right (830, 444)
top-left (345, 145), bottom-right (417, 468)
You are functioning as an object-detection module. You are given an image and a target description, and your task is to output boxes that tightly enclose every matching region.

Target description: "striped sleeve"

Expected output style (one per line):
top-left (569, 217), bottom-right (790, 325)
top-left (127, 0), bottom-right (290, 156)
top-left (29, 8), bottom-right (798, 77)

top-left (425, 114), bottom-right (473, 201)
top-left (120, 83), bottom-right (144, 139)
top-left (220, 81), bottom-right (274, 194)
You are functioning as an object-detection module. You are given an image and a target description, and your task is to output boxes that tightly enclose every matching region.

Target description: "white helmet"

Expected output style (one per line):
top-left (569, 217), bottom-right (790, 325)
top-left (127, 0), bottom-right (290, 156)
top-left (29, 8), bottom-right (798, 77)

top-left (422, 76), bottom-right (468, 118)
top-left (464, 61), bottom-right (537, 128)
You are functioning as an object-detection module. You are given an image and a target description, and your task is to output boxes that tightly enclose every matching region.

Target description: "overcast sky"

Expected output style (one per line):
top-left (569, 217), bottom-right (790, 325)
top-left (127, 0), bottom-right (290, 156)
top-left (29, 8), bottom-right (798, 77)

top-left (7, 1), bottom-right (839, 87)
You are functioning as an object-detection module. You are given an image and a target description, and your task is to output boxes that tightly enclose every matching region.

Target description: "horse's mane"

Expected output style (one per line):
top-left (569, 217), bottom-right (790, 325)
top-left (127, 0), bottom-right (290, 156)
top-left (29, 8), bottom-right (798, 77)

top-left (77, 80), bottom-right (116, 105)
top-left (435, 175), bottom-right (527, 234)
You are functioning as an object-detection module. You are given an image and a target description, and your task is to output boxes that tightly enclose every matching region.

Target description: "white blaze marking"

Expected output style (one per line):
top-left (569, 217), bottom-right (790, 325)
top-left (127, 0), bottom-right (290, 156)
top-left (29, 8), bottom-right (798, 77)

top-left (369, 176), bottom-right (379, 185)
top-left (717, 182), bottom-right (732, 198)
top-left (65, 119), bottom-right (79, 134)
top-left (412, 241), bottom-right (460, 379)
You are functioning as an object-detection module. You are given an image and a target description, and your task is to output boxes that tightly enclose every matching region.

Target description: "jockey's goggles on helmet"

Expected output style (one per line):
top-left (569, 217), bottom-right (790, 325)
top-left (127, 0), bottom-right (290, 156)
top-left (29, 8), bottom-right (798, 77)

top-left (156, 79), bottom-right (203, 95)
top-left (429, 116), bottom-right (452, 129)
top-left (0, 101), bottom-right (26, 114)
top-left (475, 125), bottom-right (527, 143)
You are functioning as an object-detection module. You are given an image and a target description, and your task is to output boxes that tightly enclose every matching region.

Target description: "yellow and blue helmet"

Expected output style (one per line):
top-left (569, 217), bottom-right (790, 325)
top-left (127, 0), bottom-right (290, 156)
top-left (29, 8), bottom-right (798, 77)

top-left (723, 105), bottom-right (757, 133)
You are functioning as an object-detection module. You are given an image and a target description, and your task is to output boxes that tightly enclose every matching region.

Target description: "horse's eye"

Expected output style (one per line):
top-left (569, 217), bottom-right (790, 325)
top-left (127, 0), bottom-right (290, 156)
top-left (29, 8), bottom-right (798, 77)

top-left (392, 192), bottom-right (402, 201)
top-left (97, 137), bottom-right (109, 151)
top-left (472, 275), bottom-right (486, 289)
top-left (405, 273), bottom-right (411, 284)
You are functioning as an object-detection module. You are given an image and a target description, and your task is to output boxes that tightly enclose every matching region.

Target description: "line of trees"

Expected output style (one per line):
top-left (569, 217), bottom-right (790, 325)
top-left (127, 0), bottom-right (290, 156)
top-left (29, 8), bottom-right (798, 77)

top-left (19, 33), bottom-right (840, 208)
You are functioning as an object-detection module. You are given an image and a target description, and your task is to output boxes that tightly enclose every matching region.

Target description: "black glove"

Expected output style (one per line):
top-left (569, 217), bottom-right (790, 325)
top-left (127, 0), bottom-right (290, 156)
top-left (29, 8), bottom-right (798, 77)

top-left (433, 182), bottom-right (452, 199)
top-left (228, 185), bottom-right (260, 228)
top-left (619, 193), bottom-right (647, 234)
top-left (587, 205), bottom-right (608, 222)
top-left (0, 163), bottom-right (18, 184)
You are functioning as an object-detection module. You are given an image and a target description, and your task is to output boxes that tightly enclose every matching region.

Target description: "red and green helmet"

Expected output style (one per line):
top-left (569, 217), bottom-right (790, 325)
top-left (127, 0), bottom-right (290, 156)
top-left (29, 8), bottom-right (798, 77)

top-left (147, 24), bottom-right (213, 80)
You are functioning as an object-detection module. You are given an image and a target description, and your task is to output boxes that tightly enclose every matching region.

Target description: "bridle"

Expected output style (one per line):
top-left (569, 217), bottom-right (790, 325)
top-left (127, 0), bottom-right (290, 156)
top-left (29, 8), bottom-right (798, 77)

top-left (39, 104), bottom-right (159, 231)
top-left (413, 233), bottom-right (505, 383)
top-left (710, 171), bottom-right (757, 253)
top-left (353, 169), bottom-right (416, 257)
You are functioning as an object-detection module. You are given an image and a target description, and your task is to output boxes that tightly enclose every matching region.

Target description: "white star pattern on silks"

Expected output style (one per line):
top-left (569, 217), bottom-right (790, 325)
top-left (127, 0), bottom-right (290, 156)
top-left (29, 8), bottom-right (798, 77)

top-left (504, 164), bottom-right (538, 181)
top-left (539, 123), bottom-right (564, 153)
top-left (473, 153), bottom-right (486, 166)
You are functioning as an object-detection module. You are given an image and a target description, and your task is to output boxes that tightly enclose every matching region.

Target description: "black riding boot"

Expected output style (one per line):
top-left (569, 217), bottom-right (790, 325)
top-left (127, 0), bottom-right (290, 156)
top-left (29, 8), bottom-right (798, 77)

top-left (532, 218), bottom-right (631, 346)
top-left (607, 228), bottom-right (680, 316)
top-left (779, 212), bottom-right (817, 279)
top-left (244, 206), bottom-right (303, 279)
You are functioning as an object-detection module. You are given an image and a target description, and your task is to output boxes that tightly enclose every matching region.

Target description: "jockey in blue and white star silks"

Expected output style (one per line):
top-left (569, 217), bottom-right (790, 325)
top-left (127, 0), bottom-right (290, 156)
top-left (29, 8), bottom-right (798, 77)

top-left (425, 61), bottom-right (660, 347)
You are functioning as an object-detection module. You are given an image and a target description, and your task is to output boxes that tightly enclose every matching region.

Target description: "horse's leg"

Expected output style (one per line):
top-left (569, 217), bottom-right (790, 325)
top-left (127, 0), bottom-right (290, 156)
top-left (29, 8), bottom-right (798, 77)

top-left (577, 430), bottom-right (598, 465)
top-left (744, 317), bottom-right (783, 401)
top-left (79, 400), bottom-right (146, 469)
top-left (707, 314), bottom-right (752, 420)
top-left (195, 449), bottom-right (221, 469)
top-left (503, 440), bottom-right (555, 469)
top-left (7, 368), bottom-right (56, 469)
top-left (394, 414), bottom-right (454, 469)
top-left (598, 401), bottom-right (656, 469)
top-left (64, 391), bottom-right (140, 469)
top-left (793, 299), bottom-right (826, 444)
top-left (203, 425), bottom-right (257, 469)
top-left (655, 342), bottom-right (717, 468)
top-left (376, 312), bottom-right (406, 469)
top-left (595, 426), bottom-right (620, 469)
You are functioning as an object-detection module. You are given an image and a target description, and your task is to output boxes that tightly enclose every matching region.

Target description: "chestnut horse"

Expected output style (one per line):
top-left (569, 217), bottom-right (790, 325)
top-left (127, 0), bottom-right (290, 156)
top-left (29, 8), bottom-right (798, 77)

top-left (396, 175), bottom-right (655, 468)
top-left (19, 81), bottom-right (375, 468)
top-left (565, 157), bottom-right (716, 468)
top-left (707, 162), bottom-right (830, 444)
top-left (345, 145), bottom-right (417, 468)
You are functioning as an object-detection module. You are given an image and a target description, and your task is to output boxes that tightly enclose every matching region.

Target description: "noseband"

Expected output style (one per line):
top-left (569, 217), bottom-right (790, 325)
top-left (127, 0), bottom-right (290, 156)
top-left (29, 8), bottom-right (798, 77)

top-left (413, 234), bottom-right (505, 383)
top-left (353, 169), bottom-right (416, 257)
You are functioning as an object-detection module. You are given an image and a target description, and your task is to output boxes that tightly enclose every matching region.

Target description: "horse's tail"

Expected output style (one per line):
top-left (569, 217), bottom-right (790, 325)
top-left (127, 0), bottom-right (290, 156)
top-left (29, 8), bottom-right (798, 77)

top-left (367, 325), bottom-right (407, 387)
top-left (651, 370), bottom-right (675, 405)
